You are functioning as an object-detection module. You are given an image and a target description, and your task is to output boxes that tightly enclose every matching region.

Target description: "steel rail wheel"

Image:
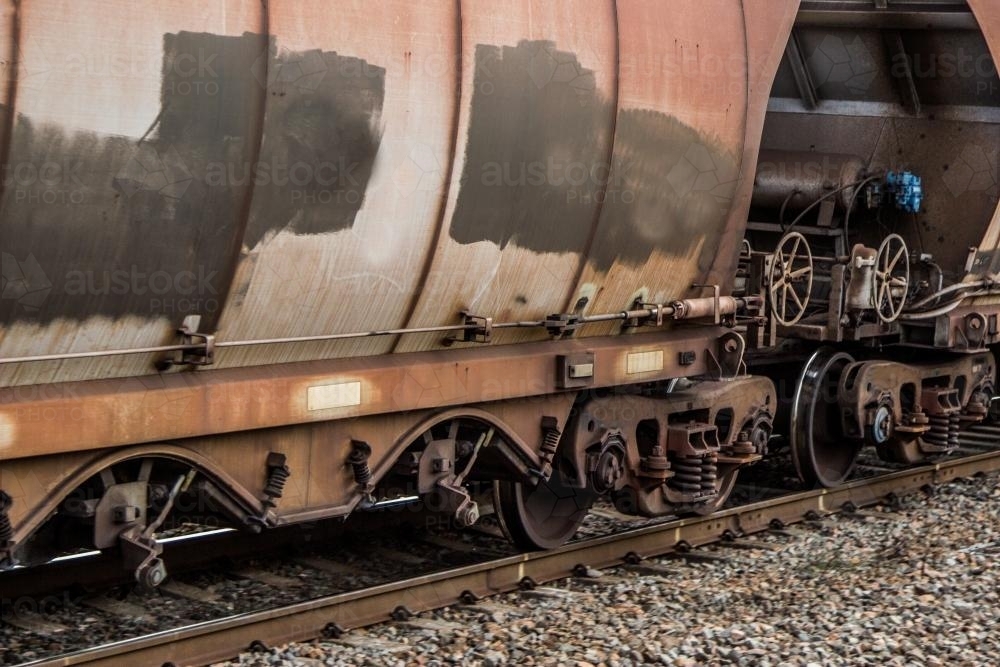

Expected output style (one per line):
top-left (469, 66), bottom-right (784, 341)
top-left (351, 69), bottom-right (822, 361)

top-left (493, 471), bottom-right (596, 551)
top-left (791, 347), bottom-right (860, 488)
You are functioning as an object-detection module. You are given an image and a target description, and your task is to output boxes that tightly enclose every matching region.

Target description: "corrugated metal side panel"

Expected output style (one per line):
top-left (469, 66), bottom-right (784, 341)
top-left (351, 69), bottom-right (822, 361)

top-left (395, 0), bottom-right (619, 353)
top-left (0, 0), bottom-right (265, 386)
top-left (969, 0), bottom-right (1000, 257)
top-left (706, 0), bottom-right (801, 289)
top-left (571, 0), bottom-right (749, 336)
top-left (213, 0), bottom-right (462, 368)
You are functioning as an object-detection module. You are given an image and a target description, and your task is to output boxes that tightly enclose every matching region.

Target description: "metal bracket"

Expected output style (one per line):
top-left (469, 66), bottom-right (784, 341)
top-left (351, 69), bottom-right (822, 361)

top-left (705, 331), bottom-right (747, 380)
top-left (156, 314), bottom-right (215, 370)
top-left (544, 313), bottom-right (581, 339)
top-left (627, 299), bottom-right (667, 328)
top-left (179, 315), bottom-right (215, 366)
top-left (692, 284), bottom-right (722, 324)
top-left (445, 311), bottom-right (492, 344)
top-left (121, 469), bottom-right (196, 588)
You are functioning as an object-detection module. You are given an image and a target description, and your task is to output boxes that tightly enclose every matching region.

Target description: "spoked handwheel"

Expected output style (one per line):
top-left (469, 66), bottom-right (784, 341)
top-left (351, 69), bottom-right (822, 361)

top-left (493, 470), bottom-right (596, 551)
top-left (874, 233), bottom-right (909, 323)
top-left (768, 231), bottom-right (814, 326)
top-left (791, 348), bottom-right (861, 488)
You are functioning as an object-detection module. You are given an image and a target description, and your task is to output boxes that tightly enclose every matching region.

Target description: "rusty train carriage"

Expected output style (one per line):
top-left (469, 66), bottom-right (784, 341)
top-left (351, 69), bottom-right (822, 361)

top-left (1, 0), bottom-right (1000, 586)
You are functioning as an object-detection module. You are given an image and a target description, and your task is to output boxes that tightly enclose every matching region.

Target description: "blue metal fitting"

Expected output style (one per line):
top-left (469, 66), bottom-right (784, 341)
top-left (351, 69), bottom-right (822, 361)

top-left (885, 171), bottom-right (923, 213)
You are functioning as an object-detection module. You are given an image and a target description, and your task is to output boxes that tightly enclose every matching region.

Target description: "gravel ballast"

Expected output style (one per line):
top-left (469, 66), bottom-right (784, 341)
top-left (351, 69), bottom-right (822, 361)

top-left (220, 471), bottom-right (1000, 666)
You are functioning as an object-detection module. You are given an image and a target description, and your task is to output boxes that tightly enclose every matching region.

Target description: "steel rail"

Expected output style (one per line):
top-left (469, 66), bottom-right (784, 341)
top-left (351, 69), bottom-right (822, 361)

top-left (21, 449), bottom-right (1000, 667)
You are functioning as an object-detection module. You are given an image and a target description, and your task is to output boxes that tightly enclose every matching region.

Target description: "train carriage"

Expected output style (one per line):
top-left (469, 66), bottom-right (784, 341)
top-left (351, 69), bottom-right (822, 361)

top-left (1, 0), bottom-right (999, 587)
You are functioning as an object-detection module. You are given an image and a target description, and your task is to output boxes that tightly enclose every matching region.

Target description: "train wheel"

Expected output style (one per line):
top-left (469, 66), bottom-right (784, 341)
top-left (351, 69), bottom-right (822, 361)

top-left (493, 471), bottom-right (596, 551)
top-left (791, 348), bottom-right (860, 488)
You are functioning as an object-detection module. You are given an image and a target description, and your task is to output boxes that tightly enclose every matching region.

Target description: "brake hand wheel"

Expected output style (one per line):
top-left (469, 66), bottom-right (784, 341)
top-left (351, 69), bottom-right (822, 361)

top-left (768, 231), bottom-right (814, 326)
top-left (873, 233), bottom-right (909, 323)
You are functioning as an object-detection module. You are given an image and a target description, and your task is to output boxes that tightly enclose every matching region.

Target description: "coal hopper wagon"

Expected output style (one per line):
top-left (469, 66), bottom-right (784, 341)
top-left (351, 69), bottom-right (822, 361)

top-left (1, 0), bottom-right (999, 587)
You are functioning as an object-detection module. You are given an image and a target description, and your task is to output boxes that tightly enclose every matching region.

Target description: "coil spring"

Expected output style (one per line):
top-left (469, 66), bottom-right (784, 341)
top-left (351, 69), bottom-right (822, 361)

top-left (669, 456), bottom-right (704, 492)
top-left (701, 453), bottom-right (718, 490)
top-left (263, 465), bottom-right (290, 501)
top-left (540, 417), bottom-right (561, 460)
top-left (925, 415), bottom-right (951, 448)
top-left (0, 491), bottom-right (12, 545)
top-left (349, 443), bottom-right (373, 486)
top-left (949, 413), bottom-right (961, 448)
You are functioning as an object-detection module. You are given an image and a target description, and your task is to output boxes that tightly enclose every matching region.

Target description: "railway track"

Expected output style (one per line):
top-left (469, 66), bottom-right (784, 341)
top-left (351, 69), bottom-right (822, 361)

top-left (10, 440), bottom-right (1000, 667)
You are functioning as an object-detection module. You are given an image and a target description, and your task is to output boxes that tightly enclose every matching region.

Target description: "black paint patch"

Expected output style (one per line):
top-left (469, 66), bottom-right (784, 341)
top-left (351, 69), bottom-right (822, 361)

top-left (449, 42), bottom-right (611, 256)
top-left (0, 32), bottom-right (384, 326)
top-left (449, 40), bottom-right (739, 271)
top-left (242, 45), bottom-right (385, 247)
top-left (593, 110), bottom-right (740, 272)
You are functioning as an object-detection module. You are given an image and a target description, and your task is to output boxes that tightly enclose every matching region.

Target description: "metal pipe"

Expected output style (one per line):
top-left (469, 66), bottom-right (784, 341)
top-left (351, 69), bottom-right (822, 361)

top-left (907, 280), bottom-right (988, 311)
top-left (753, 150), bottom-right (867, 212)
top-left (899, 291), bottom-right (991, 321)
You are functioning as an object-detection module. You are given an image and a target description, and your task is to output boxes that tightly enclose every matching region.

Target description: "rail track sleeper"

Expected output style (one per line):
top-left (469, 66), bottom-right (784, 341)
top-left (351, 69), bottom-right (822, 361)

top-left (715, 538), bottom-right (784, 551)
top-left (589, 508), bottom-right (643, 523)
top-left (457, 602), bottom-right (527, 616)
top-left (372, 547), bottom-right (433, 566)
top-left (415, 536), bottom-right (481, 554)
top-left (232, 568), bottom-right (302, 588)
top-left (670, 550), bottom-right (734, 563)
top-left (80, 596), bottom-right (154, 621)
top-left (518, 587), bottom-right (592, 601)
top-left (841, 509), bottom-right (901, 521)
top-left (398, 617), bottom-right (466, 633)
top-left (332, 636), bottom-right (414, 654)
top-left (570, 575), bottom-right (632, 587)
top-left (159, 580), bottom-right (221, 604)
top-left (768, 527), bottom-right (808, 538)
top-left (291, 556), bottom-right (365, 576)
top-left (0, 612), bottom-right (70, 636)
top-left (624, 563), bottom-right (678, 577)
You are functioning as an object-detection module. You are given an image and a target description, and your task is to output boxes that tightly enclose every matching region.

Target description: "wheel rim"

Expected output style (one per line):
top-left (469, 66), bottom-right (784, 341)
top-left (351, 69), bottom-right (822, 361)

top-left (768, 232), bottom-right (814, 326)
top-left (790, 348), bottom-right (860, 488)
top-left (493, 471), bottom-right (595, 551)
top-left (874, 233), bottom-right (909, 323)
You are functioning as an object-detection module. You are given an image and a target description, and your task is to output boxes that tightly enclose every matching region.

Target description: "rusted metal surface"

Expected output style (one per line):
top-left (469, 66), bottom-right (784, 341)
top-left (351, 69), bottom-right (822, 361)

top-left (0, 327), bottom-right (737, 462)
top-left (0, 325), bottom-right (737, 541)
top-left (969, 0), bottom-right (1000, 257)
top-left (396, 0), bottom-right (620, 352)
top-left (0, 0), bottom-right (789, 385)
top-left (764, 0), bottom-right (1000, 278)
top-left (20, 449), bottom-right (1000, 667)
top-left (707, 0), bottom-right (801, 290)
top-left (0, 1), bottom-right (266, 386)
top-left (573, 0), bottom-right (750, 337)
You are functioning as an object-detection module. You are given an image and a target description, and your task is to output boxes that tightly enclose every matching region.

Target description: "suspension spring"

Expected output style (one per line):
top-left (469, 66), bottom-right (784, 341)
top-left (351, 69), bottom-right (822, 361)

top-left (262, 453), bottom-right (291, 509)
top-left (949, 413), bottom-right (961, 448)
top-left (669, 456), bottom-right (703, 492)
top-left (925, 415), bottom-right (951, 447)
top-left (0, 491), bottom-right (12, 545)
top-left (349, 441), bottom-right (373, 487)
top-left (540, 416), bottom-right (561, 463)
top-left (701, 453), bottom-right (718, 490)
